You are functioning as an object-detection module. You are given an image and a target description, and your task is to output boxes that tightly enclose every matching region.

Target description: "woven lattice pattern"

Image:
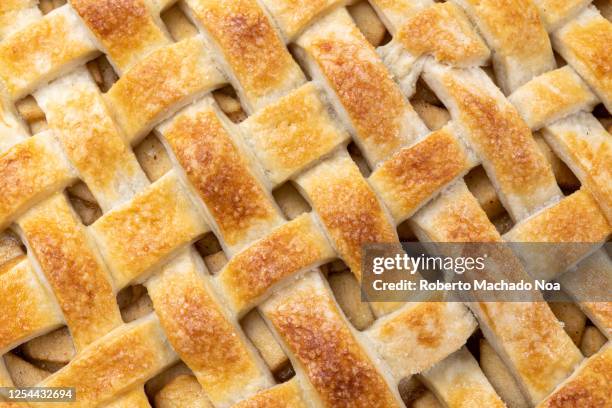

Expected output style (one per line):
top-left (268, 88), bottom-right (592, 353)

top-left (0, 0), bottom-right (610, 407)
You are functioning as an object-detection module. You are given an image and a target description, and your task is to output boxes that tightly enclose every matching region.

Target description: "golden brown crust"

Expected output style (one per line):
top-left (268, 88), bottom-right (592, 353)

top-left (412, 181), bottom-right (502, 243)
top-left (0, 6), bottom-right (98, 99)
top-left (18, 194), bottom-right (122, 350)
top-left (297, 154), bottom-right (398, 280)
top-left (309, 33), bottom-right (407, 160)
top-left (0, 259), bottom-right (63, 353)
top-left (0, 255), bottom-right (26, 278)
top-left (553, 7), bottom-right (612, 112)
top-left (533, 0), bottom-right (592, 30)
top-left (425, 65), bottom-right (560, 221)
top-left (557, 250), bottom-right (612, 337)
top-left (91, 172), bottom-right (208, 288)
top-left (503, 189), bottom-right (611, 280)
top-left (474, 302), bottom-right (583, 404)
top-left (0, 0), bottom-right (39, 40)
top-left (509, 66), bottom-right (598, 130)
top-left (232, 379), bottom-right (308, 408)
top-left (1, 3), bottom-right (608, 407)
top-left (0, 0), bottom-right (36, 14)
top-left (419, 223), bottom-right (532, 301)
top-left (442, 76), bottom-right (550, 198)
top-left (370, 126), bottom-right (475, 223)
top-left (146, 251), bottom-right (271, 406)
top-left (544, 113), bottom-right (612, 224)
top-left (422, 347), bottom-right (506, 408)
top-left (0, 133), bottom-right (75, 230)
top-left (241, 83), bottom-right (349, 184)
top-left (298, 9), bottom-right (424, 165)
top-left (184, 0), bottom-right (305, 111)
top-left (218, 214), bottom-right (335, 313)
top-left (35, 69), bottom-right (148, 211)
top-left (367, 303), bottom-right (477, 378)
top-left (505, 189), bottom-right (610, 243)
top-left (70, 0), bottom-right (170, 72)
top-left (367, 0), bottom-right (432, 33)
top-left (396, 3), bottom-right (490, 67)
top-left (105, 36), bottom-right (224, 143)
top-left (537, 345), bottom-right (611, 408)
top-left (259, 0), bottom-right (345, 40)
top-left (454, 0), bottom-right (554, 93)
top-left (160, 101), bottom-right (282, 252)
top-left (263, 273), bottom-right (402, 408)
top-left (38, 316), bottom-right (177, 408)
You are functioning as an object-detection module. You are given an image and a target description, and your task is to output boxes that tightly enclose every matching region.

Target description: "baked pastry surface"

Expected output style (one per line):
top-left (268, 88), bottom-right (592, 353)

top-left (0, 0), bottom-right (610, 407)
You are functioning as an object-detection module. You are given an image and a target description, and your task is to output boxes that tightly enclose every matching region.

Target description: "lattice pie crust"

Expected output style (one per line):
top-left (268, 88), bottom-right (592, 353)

top-left (0, 0), bottom-right (610, 407)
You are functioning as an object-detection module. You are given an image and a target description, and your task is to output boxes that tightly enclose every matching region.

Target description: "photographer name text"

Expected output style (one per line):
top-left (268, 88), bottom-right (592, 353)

top-left (372, 279), bottom-right (560, 292)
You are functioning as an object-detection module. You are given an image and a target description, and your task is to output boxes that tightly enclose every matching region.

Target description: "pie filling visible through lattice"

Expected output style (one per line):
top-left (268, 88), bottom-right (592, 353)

top-left (0, 0), bottom-right (610, 407)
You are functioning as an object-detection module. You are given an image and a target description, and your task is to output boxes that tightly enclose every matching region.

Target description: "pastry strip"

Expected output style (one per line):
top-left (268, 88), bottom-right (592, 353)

top-left (261, 272), bottom-right (404, 408)
top-left (0, 87), bottom-right (28, 153)
top-left (35, 69), bottom-right (149, 212)
top-left (379, 2), bottom-right (489, 96)
top-left (34, 315), bottom-right (177, 408)
top-left (231, 378), bottom-right (309, 408)
top-left (105, 36), bottom-right (225, 144)
top-left (553, 7), bottom-right (612, 113)
top-left (367, 0), bottom-right (433, 34)
top-left (218, 213), bottom-right (336, 314)
top-left (543, 113), bottom-right (612, 224)
top-left (91, 171), bottom-right (208, 287)
top-left (0, 5), bottom-right (98, 100)
top-left (295, 8), bottom-right (428, 166)
top-left (241, 83), bottom-right (349, 185)
top-left (158, 99), bottom-right (283, 254)
top-left (508, 66), bottom-right (598, 130)
top-left (537, 344), bottom-right (612, 407)
top-left (296, 152), bottom-right (398, 281)
top-left (259, 0), bottom-right (347, 41)
top-left (0, 0), bottom-right (41, 39)
top-left (183, 0), bottom-right (305, 112)
top-left (423, 63), bottom-right (562, 221)
top-left (0, 133), bottom-right (76, 230)
top-left (366, 302), bottom-right (477, 380)
top-left (17, 194), bottom-right (123, 350)
top-left (504, 189), bottom-right (611, 280)
top-left (146, 250), bottom-right (273, 407)
top-left (70, 0), bottom-right (171, 73)
top-left (558, 251), bottom-right (612, 337)
top-left (411, 182), bottom-right (583, 404)
top-left (532, 0), bottom-right (593, 31)
top-left (421, 347), bottom-right (506, 407)
top-left (0, 259), bottom-right (63, 354)
top-left (369, 125), bottom-right (476, 223)
top-left (450, 0), bottom-right (555, 93)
